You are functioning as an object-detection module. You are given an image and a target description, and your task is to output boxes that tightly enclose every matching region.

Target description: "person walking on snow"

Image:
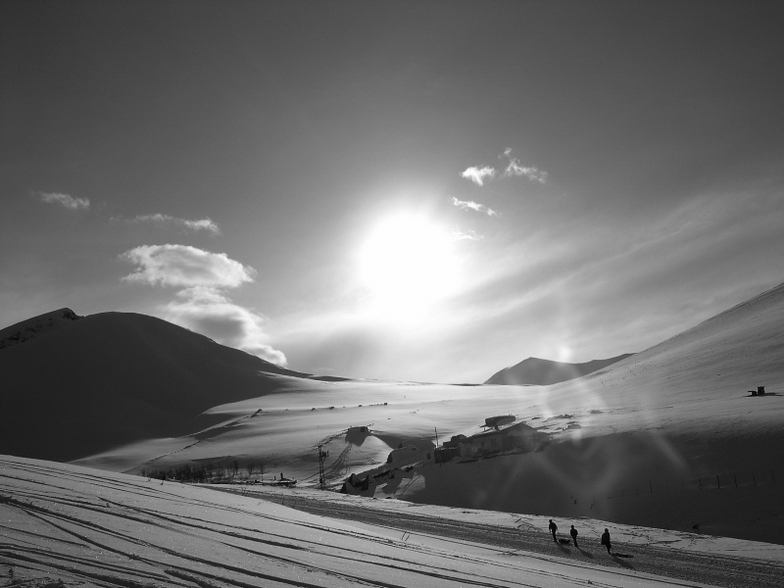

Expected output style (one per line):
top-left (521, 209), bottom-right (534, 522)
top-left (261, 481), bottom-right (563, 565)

top-left (548, 519), bottom-right (558, 542)
top-left (570, 525), bottom-right (578, 547)
top-left (601, 528), bottom-right (612, 554)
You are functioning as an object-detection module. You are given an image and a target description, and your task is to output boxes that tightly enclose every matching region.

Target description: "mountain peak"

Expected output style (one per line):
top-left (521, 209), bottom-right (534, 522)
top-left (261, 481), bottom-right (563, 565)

top-left (484, 354), bottom-right (633, 386)
top-left (0, 307), bottom-right (82, 350)
top-left (0, 310), bottom-right (312, 461)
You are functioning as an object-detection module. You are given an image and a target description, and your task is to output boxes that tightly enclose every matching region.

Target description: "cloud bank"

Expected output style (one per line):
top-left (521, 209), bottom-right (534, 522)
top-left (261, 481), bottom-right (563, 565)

top-left (120, 244), bottom-right (286, 365)
top-left (36, 191), bottom-right (90, 210)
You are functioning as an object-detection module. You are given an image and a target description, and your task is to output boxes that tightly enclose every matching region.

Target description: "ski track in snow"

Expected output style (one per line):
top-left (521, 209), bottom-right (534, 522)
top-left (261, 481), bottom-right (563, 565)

top-left (226, 486), bottom-right (784, 588)
top-left (2, 457), bottom-right (782, 588)
top-left (0, 458), bottom-right (656, 588)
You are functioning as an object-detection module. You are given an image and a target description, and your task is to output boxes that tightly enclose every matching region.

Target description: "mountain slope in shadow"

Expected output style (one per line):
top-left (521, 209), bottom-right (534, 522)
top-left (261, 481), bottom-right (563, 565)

top-left (0, 310), bottom-right (316, 461)
top-left (484, 353), bottom-right (634, 385)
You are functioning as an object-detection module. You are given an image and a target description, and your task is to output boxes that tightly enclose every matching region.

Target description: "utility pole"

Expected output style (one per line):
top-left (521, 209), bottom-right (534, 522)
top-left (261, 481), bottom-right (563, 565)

top-left (317, 444), bottom-right (329, 490)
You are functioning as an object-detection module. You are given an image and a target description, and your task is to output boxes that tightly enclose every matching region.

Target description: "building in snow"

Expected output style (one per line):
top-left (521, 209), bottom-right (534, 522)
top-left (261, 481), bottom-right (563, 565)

top-left (435, 416), bottom-right (542, 463)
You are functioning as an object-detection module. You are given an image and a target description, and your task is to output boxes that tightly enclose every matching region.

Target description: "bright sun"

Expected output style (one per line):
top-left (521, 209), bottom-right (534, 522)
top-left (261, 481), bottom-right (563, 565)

top-left (356, 213), bottom-right (460, 316)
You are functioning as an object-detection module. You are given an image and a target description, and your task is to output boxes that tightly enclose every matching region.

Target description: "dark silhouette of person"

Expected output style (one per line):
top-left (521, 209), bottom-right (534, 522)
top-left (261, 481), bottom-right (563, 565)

top-left (601, 528), bottom-right (612, 554)
top-left (570, 524), bottom-right (578, 547)
top-left (548, 519), bottom-right (558, 542)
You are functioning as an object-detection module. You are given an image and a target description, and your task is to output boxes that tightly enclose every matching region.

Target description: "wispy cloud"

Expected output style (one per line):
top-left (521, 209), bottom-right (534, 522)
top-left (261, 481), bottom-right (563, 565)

top-left (501, 148), bottom-right (548, 183)
top-left (120, 244), bottom-right (286, 365)
top-left (461, 149), bottom-right (548, 186)
top-left (36, 191), bottom-right (90, 211)
top-left (451, 197), bottom-right (500, 217)
top-left (460, 166), bottom-right (497, 186)
top-left (127, 214), bottom-right (221, 235)
top-left (452, 228), bottom-right (483, 241)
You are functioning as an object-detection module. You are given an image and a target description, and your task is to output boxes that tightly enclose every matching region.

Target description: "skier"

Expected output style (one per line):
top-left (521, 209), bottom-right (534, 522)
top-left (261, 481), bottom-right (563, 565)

top-left (570, 525), bottom-right (578, 547)
top-left (600, 528), bottom-right (612, 554)
top-left (548, 519), bottom-right (558, 542)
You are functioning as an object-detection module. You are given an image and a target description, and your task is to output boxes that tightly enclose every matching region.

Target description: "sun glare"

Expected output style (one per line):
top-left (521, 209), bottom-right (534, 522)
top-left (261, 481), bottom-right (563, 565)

top-left (557, 345), bottom-right (573, 363)
top-left (356, 213), bottom-right (460, 317)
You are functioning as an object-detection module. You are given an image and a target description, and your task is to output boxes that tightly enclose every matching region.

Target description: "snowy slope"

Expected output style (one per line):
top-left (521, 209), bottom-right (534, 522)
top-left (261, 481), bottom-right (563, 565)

top-left (73, 283), bottom-right (784, 545)
top-left (2, 455), bottom-right (782, 588)
top-left (4, 282), bottom-right (784, 546)
top-left (0, 311), bottom-right (314, 461)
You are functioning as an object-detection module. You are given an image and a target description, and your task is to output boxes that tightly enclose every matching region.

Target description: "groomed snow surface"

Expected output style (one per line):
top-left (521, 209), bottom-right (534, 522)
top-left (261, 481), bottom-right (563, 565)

top-left (2, 456), bottom-right (783, 588)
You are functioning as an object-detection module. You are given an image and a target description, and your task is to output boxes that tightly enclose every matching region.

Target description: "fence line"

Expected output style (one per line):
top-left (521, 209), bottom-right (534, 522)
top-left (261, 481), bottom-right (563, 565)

top-left (592, 466), bottom-right (782, 507)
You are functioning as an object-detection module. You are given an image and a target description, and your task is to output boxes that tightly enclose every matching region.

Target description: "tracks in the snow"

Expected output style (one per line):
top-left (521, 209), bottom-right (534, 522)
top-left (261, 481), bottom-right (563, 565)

top-left (252, 491), bottom-right (784, 588)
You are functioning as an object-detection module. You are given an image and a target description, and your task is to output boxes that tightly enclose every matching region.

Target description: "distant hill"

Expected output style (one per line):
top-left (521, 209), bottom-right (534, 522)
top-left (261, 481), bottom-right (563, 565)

top-left (484, 353), bottom-right (634, 385)
top-left (0, 311), bottom-right (315, 461)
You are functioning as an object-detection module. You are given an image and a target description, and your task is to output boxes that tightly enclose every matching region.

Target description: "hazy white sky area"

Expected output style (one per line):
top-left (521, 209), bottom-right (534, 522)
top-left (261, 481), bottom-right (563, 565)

top-left (2, 1), bottom-right (783, 382)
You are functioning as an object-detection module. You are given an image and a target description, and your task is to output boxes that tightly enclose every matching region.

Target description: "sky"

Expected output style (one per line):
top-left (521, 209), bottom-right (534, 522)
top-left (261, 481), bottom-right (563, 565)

top-left (2, 0), bottom-right (784, 384)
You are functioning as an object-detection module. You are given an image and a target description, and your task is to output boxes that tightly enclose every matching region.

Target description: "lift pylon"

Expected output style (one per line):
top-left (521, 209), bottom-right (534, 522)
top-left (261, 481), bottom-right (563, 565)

top-left (317, 444), bottom-right (329, 490)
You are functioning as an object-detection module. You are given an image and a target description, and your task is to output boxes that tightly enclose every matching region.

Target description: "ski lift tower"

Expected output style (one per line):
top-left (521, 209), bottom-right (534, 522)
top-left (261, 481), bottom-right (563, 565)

top-left (317, 444), bottom-right (329, 490)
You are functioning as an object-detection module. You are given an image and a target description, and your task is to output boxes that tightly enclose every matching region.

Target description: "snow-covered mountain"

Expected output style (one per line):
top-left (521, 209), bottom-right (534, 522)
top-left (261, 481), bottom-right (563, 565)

top-left (484, 354), bottom-right (634, 385)
top-left (0, 310), bottom-right (314, 461)
top-left (3, 282), bottom-right (784, 545)
top-left (0, 307), bottom-right (81, 349)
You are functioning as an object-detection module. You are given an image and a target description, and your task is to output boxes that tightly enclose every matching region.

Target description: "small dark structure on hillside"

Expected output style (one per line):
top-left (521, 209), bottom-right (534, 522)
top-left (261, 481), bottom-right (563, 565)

top-left (483, 415), bottom-right (515, 430)
top-left (750, 386), bottom-right (766, 396)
